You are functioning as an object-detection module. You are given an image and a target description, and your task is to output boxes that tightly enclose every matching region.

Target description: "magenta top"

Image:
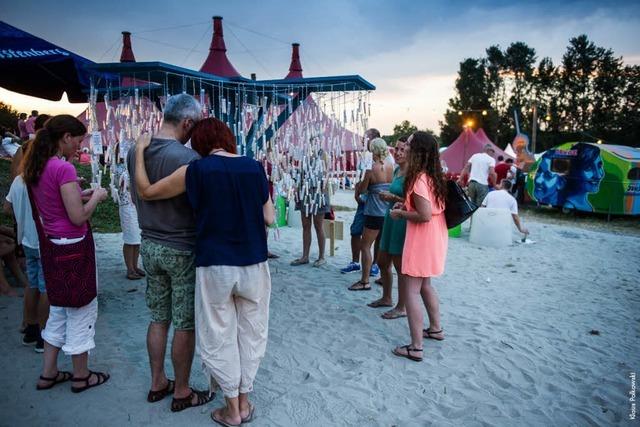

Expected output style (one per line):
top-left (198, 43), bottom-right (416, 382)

top-left (31, 157), bottom-right (87, 238)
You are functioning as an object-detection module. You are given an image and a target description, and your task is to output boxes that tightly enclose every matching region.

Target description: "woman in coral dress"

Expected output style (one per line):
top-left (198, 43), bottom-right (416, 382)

top-left (390, 131), bottom-right (448, 362)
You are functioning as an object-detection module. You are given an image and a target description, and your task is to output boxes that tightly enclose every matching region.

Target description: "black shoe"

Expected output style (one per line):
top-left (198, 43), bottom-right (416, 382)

top-left (35, 338), bottom-right (44, 353)
top-left (22, 324), bottom-right (39, 346)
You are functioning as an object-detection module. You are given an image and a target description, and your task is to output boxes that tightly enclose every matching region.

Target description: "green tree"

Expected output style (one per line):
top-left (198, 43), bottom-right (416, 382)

top-left (440, 58), bottom-right (492, 145)
top-left (383, 120), bottom-right (435, 146)
top-left (0, 101), bottom-right (19, 132)
top-left (559, 35), bottom-right (601, 130)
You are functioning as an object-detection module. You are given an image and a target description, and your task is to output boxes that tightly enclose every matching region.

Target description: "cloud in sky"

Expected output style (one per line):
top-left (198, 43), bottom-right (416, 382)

top-left (1, 0), bottom-right (639, 133)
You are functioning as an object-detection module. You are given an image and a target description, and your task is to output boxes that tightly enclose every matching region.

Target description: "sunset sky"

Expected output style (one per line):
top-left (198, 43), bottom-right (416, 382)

top-left (2, 0), bottom-right (639, 134)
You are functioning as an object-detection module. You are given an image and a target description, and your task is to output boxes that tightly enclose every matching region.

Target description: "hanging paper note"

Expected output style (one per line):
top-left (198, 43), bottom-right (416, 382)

top-left (91, 132), bottom-right (103, 155)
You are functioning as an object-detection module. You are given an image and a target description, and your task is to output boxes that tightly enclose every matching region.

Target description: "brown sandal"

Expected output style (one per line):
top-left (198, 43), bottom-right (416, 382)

top-left (71, 370), bottom-right (110, 393)
top-left (171, 388), bottom-right (213, 412)
top-left (147, 379), bottom-right (175, 402)
top-left (36, 371), bottom-right (73, 390)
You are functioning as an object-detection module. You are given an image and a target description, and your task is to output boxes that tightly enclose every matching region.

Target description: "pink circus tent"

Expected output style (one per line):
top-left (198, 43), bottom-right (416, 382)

top-left (441, 128), bottom-right (511, 174)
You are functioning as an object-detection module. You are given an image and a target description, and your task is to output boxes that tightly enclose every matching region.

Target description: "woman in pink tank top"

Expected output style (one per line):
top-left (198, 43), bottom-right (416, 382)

top-left (22, 115), bottom-right (110, 392)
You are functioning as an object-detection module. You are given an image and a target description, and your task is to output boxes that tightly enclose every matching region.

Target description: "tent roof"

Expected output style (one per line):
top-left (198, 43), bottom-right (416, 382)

top-left (0, 21), bottom-right (106, 102)
top-left (441, 128), bottom-right (511, 174)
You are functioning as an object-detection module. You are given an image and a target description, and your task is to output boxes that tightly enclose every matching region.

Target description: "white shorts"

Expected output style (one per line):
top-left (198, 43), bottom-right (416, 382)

top-left (42, 298), bottom-right (98, 355)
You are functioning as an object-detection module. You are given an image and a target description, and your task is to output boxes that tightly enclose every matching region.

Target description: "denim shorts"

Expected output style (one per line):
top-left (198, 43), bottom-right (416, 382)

top-left (350, 203), bottom-right (365, 236)
top-left (23, 246), bottom-right (46, 293)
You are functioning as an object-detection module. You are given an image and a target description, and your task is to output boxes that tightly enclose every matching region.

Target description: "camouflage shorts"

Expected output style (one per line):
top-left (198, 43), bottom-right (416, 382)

top-left (141, 238), bottom-right (196, 330)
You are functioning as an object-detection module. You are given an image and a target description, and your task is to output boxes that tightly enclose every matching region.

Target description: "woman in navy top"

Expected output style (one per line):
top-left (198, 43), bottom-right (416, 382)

top-left (135, 118), bottom-right (275, 426)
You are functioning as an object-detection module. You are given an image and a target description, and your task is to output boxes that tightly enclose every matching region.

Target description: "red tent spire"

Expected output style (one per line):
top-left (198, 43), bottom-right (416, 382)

top-left (119, 31), bottom-right (136, 63)
top-left (200, 16), bottom-right (241, 77)
top-left (285, 43), bottom-right (303, 79)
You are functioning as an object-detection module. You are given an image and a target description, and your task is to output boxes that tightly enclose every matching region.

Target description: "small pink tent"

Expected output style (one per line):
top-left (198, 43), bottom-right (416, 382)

top-left (441, 128), bottom-right (511, 174)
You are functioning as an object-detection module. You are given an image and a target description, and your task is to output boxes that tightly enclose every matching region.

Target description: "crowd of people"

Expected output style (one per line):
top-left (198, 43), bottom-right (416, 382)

top-left (0, 93), bottom-right (533, 424)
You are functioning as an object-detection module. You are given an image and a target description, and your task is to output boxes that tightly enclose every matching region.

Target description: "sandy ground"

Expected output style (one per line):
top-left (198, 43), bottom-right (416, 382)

top-left (0, 190), bottom-right (639, 426)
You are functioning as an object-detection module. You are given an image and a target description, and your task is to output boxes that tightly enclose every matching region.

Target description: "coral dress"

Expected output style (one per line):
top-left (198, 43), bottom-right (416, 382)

top-left (401, 173), bottom-right (448, 278)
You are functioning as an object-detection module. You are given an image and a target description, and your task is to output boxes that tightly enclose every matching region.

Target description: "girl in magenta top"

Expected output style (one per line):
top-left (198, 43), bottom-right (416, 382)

top-left (22, 114), bottom-right (110, 393)
top-left (390, 131), bottom-right (448, 362)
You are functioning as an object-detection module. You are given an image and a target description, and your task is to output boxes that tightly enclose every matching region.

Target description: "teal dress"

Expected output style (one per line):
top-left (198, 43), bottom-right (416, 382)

top-left (379, 167), bottom-right (407, 255)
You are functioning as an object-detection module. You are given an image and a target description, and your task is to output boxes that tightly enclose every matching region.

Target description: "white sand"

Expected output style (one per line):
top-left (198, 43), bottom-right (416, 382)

top-left (0, 191), bottom-right (639, 426)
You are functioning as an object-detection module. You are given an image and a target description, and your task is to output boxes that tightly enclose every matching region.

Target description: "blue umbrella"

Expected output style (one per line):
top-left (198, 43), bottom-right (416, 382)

top-left (0, 21), bottom-right (103, 102)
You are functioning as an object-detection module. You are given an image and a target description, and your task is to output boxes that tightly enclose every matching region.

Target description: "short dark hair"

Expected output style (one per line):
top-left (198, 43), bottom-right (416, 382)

top-left (366, 128), bottom-right (380, 139)
top-left (19, 113), bottom-right (27, 119)
top-left (398, 135), bottom-right (408, 143)
top-left (31, 110), bottom-right (38, 116)
top-left (34, 114), bottom-right (51, 131)
top-left (506, 158), bottom-right (514, 164)
top-left (497, 155), bottom-right (504, 161)
top-left (501, 179), bottom-right (513, 190)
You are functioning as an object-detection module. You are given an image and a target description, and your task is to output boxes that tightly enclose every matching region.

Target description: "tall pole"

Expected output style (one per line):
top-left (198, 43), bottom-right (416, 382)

top-left (531, 104), bottom-right (537, 154)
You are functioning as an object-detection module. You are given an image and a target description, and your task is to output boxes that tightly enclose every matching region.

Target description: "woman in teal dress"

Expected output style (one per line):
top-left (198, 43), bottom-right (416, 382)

top-left (368, 138), bottom-right (408, 319)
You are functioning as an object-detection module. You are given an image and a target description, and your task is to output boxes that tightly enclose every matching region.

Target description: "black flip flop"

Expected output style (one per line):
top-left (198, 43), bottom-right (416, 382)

top-left (348, 281), bottom-right (371, 291)
top-left (147, 379), bottom-right (175, 402)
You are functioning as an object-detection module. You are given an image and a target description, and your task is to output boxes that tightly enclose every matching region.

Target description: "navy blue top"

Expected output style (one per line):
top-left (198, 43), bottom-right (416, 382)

top-left (185, 154), bottom-right (269, 267)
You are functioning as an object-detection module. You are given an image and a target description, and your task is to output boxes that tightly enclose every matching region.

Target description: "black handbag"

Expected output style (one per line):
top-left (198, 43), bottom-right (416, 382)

top-left (444, 180), bottom-right (478, 229)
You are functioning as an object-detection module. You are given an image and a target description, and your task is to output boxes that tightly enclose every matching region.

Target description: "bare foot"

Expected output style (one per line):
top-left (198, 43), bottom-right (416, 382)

top-left (239, 402), bottom-right (254, 422)
top-left (211, 407), bottom-right (241, 426)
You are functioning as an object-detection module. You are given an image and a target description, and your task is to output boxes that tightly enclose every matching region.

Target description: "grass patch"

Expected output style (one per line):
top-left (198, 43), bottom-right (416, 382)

top-left (0, 158), bottom-right (121, 233)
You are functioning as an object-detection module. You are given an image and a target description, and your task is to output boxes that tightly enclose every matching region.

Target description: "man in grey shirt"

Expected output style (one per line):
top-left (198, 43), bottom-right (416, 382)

top-left (128, 94), bottom-right (212, 411)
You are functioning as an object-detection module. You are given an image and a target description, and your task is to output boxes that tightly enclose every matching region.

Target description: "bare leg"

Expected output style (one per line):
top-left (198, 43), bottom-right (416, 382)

top-left (239, 392), bottom-right (252, 420)
top-left (24, 287), bottom-right (39, 324)
top-left (373, 231), bottom-right (381, 266)
top-left (37, 293), bottom-right (50, 330)
top-left (212, 396), bottom-right (242, 426)
top-left (147, 321), bottom-right (170, 391)
top-left (70, 352), bottom-right (106, 387)
top-left (420, 278), bottom-right (443, 337)
top-left (370, 251), bottom-right (392, 306)
top-left (3, 252), bottom-right (28, 288)
top-left (133, 245), bottom-right (145, 275)
top-left (295, 213), bottom-right (312, 262)
top-left (171, 329), bottom-right (195, 400)
top-left (37, 341), bottom-right (61, 388)
top-left (403, 275), bottom-right (425, 350)
top-left (312, 213), bottom-right (325, 261)
top-left (359, 227), bottom-right (379, 284)
top-left (393, 255), bottom-right (407, 312)
top-left (350, 235), bottom-right (361, 263)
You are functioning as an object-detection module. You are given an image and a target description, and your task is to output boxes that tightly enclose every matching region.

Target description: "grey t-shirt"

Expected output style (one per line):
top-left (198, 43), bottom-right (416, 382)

top-left (127, 137), bottom-right (200, 251)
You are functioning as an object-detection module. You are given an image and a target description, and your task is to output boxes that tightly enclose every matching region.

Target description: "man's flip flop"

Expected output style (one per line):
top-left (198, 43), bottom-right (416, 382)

top-left (171, 389), bottom-right (213, 412)
top-left (211, 411), bottom-right (241, 427)
top-left (70, 371), bottom-right (110, 393)
top-left (36, 371), bottom-right (73, 390)
top-left (392, 345), bottom-right (423, 362)
top-left (348, 281), bottom-right (371, 291)
top-left (423, 328), bottom-right (444, 341)
top-left (147, 379), bottom-right (175, 402)
top-left (241, 404), bottom-right (255, 423)
top-left (290, 259), bottom-right (309, 266)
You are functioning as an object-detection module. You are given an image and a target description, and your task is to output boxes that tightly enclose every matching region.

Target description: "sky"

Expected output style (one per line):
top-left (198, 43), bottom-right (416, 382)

top-left (2, 0), bottom-right (640, 134)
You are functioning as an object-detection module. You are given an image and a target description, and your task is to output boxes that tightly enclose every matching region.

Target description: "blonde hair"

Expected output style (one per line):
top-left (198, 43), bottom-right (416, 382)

top-left (370, 137), bottom-right (389, 161)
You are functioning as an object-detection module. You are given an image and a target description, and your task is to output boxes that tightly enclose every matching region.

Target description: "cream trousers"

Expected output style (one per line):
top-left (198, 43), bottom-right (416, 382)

top-left (195, 262), bottom-right (271, 398)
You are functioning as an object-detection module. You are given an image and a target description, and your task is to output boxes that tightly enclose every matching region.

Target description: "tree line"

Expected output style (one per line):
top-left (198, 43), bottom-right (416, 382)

top-left (439, 34), bottom-right (639, 152)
